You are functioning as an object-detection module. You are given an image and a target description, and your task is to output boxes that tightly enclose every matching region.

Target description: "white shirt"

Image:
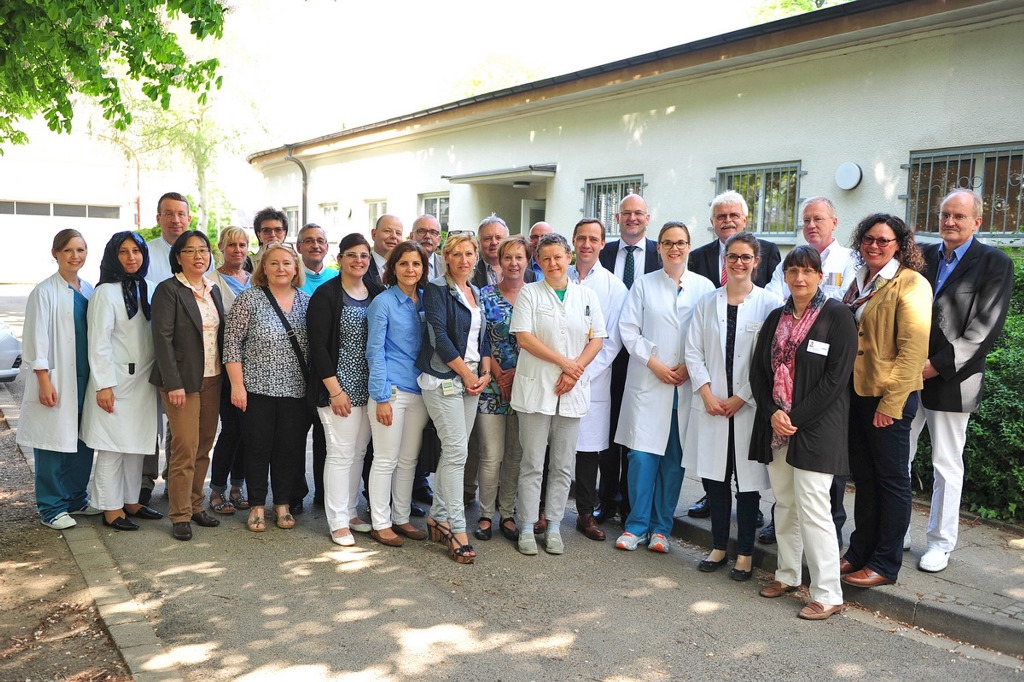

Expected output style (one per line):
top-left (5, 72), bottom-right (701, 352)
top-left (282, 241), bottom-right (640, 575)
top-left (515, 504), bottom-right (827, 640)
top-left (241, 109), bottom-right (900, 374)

top-left (147, 235), bottom-right (213, 284)
top-left (372, 251), bottom-right (387, 278)
top-left (612, 239), bottom-right (648, 282)
top-left (765, 240), bottom-right (857, 301)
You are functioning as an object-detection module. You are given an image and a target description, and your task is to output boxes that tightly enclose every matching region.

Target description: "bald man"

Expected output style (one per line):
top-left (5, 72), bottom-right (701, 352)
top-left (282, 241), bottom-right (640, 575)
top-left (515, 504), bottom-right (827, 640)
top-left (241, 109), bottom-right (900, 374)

top-left (528, 221), bottom-right (553, 278)
top-left (367, 214), bottom-right (404, 283)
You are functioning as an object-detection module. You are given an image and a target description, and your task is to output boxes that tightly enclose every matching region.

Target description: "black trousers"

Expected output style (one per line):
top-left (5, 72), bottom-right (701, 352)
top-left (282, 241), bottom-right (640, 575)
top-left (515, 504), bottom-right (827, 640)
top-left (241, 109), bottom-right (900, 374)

top-left (209, 379), bottom-right (245, 490)
top-left (575, 450), bottom-right (602, 516)
top-left (243, 394), bottom-right (309, 508)
top-left (598, 349), bottom-right (630, 517)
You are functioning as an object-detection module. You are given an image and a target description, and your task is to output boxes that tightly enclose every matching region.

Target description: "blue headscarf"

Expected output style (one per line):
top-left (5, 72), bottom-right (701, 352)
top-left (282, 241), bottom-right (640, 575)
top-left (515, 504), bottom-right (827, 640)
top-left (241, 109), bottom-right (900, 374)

top-left (99, 231), bottom-right (151, 320)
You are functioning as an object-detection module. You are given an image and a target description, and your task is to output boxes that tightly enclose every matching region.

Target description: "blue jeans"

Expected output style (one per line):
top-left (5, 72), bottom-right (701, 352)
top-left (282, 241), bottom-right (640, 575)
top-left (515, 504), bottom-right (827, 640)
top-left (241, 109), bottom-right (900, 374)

top-left (624, 409), bottom-right (684, 537)
top-left (35, 375), bottom-right (94, 521)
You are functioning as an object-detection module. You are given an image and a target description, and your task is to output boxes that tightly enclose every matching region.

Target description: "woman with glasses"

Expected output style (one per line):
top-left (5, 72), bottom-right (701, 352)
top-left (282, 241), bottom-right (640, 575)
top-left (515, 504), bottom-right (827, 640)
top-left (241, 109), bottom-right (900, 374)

top-left (614, 223), bottom-right (713, 553)
top-left (839, 215), bottom-right (931, 588)
top-left (224, 242), bottom-right (312, 533)
top-left (81, 232), bottom-right (164, 531)
top-left (307, 234), bottom-right (383, 545)
top-left (749, 246), bottom-right (858, 620)
top-left (417, 233), bottom-right (491, 563)
top-left (684, 232), bottom-right (782, 578)
top-left (151, 231), bottom-right (225, 541)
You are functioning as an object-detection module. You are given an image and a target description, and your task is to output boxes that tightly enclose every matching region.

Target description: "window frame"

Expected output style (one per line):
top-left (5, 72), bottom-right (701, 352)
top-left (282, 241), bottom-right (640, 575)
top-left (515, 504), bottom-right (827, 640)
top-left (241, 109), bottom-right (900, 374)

top-left (420, 194), bottom-right (449, 234)
top-left (582, 175), bottom-right (645, 239)
top-left (715, 162), bottom-right (802, 237)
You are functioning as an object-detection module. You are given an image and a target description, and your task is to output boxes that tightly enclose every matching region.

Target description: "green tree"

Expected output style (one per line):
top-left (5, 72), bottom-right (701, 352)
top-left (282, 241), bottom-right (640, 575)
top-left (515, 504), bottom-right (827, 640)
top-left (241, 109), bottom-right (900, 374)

top-left (755, 0), bottom-right (854, 23)
top-left (0, 0), bottom-right (226, 152)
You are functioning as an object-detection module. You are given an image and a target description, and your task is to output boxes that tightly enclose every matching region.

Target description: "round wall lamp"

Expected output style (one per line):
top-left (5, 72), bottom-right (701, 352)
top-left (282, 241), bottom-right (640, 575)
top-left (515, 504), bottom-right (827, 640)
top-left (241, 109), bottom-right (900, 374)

top-left (835, 162), bottom-right (863, 191)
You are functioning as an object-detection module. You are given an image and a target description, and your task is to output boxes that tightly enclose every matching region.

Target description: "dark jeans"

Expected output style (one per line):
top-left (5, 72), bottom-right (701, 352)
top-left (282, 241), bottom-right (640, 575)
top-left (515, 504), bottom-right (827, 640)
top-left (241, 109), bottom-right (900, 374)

top-left (294, 413), bottom-right (327, 504)
top-left (575, 450), bottom-right (602, 516)
top-left (704, 422), bottom-right (759, 555)
top-left (844, 391), bottom-right (918, 580)
top-left (243, 394), bottom-right (309, 508)
top-left (209, 379), bottom-right (245, 492)
top-left (599, 349), bottom-right (630, 517)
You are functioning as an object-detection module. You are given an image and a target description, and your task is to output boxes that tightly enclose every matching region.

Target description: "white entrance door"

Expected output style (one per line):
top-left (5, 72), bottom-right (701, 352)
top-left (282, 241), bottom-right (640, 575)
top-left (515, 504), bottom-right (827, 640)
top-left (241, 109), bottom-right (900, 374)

top-left (520, 200), bottom-right (546, 235)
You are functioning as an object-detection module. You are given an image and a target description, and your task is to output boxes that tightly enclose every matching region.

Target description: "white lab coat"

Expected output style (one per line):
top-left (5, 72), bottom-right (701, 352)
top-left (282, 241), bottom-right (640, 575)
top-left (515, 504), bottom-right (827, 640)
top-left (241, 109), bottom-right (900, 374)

top-left (614, 269), bottom-right (713, 455)
top-left (764, 241), bottom-right (857, 301)
top-left (683, 286), bottom-right (782, 491)
top-left (510, 280), bottom-right (606, 418)
top-left (17, 272), bottom-right (94, 452)
top-left (80, 282), bottom-right (158, 453)
top-left (571, 263), bottom-right (628, 451)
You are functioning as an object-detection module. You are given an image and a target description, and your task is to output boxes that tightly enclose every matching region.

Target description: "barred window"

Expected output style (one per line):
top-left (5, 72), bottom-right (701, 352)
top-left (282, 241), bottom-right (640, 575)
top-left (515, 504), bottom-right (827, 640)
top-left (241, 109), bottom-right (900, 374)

top-left (584, 176), bottom-right (644, 238)
top-left (906, 143), bottom-right (1024, 235)
top-left (716, 162), bottom-right (801, 235)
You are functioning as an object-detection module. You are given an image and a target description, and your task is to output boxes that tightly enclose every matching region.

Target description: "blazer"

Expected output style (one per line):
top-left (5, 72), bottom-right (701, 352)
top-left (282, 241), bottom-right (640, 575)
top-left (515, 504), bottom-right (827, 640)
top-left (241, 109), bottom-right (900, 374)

top-left (470, 258), bottom-right (536, 289)
top-left (150, 276), bottom-right (225, 394)
top-left (306, 274), bottom-right (385, 408)
top-left (416, 276), bottom-right (491, 379)
top-left (598, 237), bottom-right (660, 280)
top-left (749, 299), bottom-right (859, 475)
top-left (919, 239), bottom-right (1014, 413)
top-left (366, 256), bottom-right (384, 285)
top-left (851, 265), bottom-right (932, 419)
top-left (688, 236), bottom-right (781, 289)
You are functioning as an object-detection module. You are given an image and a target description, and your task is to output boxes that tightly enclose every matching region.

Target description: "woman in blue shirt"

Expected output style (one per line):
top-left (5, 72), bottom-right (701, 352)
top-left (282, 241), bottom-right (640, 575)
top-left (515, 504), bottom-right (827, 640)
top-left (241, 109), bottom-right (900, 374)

top-left (365, 241), bottom-right (431, 546)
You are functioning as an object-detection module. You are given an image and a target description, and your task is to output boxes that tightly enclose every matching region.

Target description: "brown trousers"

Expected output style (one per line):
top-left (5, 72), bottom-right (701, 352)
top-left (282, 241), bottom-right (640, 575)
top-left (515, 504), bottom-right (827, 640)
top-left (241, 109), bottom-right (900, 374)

top-left (162, 375), bottom-right (222, 523)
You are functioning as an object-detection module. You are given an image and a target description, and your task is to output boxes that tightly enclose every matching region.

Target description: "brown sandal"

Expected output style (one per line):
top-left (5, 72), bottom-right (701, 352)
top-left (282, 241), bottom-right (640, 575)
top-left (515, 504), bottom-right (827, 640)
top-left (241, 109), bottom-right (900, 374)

top-left (274, 505), bottom-right (296, 529)
top-left (247, 511), bottom-right (266, 533)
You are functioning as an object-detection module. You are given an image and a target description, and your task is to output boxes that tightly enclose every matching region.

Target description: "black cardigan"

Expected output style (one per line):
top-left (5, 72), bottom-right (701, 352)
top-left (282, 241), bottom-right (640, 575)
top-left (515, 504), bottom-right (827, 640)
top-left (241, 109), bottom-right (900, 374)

top-left (306, 274), bottom-right (385, 408)
top-left (748, 298), bottom-right (858, 476)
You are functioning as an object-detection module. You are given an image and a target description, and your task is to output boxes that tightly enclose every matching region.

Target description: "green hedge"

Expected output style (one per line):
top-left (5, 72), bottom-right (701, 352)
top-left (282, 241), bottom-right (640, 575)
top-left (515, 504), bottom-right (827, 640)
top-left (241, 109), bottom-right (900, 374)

top-left (911, 252), bottom-right (1024, 521)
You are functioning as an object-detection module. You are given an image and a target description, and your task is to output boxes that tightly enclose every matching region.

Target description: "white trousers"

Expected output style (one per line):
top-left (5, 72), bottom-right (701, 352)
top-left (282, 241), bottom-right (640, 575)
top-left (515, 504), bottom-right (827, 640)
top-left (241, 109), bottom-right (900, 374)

top-left (318, 405), bottom-right (372, 532)
top-left (516, 411), bottom-right (580, 530)
top-left (368, 390), bottom-right (429, 530)
top-left (768, 447), bottom-right (843, 606)
top-left (909, 405), bottom-right (971, 553)
top-left (474, 412), bottom-right (523, 520)
top-left (91, 450), bottom-right (145, 511)
top-left (421, 387), bottom-right (479, 534)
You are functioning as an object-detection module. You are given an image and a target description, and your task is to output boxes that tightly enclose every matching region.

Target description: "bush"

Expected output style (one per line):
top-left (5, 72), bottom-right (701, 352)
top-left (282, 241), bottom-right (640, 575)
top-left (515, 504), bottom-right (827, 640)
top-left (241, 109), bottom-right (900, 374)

top-left (911, 252), bottom-right (1024, 521)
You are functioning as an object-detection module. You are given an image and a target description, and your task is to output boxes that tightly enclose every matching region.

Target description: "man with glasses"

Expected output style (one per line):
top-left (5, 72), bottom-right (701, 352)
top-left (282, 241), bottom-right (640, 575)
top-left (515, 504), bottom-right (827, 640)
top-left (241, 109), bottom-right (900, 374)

top-left (528, 222), bottom-right (554, 278)
top-left (367, 214), bottom-right (404, 283)
top-left (596, 193), bottom-right (660, 525)
top-left (686, 190), bottom-right (780, 520)
top-left (411, 215), bottom-right (445, 279)
top-left (297, 223), bottom-right (338, 295)
top-left (907, 189), bottom-right (1013, 573)
top-left (471, 216), bottom-right (537, 288)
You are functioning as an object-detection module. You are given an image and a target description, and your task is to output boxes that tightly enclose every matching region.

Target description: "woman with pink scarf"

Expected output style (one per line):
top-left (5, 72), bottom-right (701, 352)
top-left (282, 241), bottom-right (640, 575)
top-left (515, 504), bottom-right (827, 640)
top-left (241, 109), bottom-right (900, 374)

top-left (748, 246), bottom-right (858, 621)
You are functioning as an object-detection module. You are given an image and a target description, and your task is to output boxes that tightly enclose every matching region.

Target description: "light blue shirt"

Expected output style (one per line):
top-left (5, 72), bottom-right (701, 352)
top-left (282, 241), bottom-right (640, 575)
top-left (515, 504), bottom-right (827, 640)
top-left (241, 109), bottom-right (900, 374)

top-left (935, 236), bottom-right (973, 295)
top-left (299, 266), bottom-right (339, 295)
top-left (366, 286), bottom-right (425, 402)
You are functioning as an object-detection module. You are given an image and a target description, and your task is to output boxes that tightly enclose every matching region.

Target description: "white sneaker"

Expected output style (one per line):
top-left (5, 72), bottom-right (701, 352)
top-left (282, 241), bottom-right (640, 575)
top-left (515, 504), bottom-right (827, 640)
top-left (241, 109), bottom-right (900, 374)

top-left (70, 504), bottom-right (103, 516)
top-left (42, 512), bottom-right (77, 530)
top-left (615, 531), bottom-right (649, 551)
top-left (918, 548), bottom-right (950, 573)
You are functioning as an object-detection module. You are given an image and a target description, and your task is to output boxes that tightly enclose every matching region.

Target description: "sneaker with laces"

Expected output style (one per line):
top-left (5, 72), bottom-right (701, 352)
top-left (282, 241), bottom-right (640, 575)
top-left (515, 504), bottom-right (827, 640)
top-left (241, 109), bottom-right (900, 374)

top-left (648, 533), bottom-right (670, 553)
top-left (615, 531), bottom-right (649, 551)
top-left (42, 512), bottom-right (77, 530)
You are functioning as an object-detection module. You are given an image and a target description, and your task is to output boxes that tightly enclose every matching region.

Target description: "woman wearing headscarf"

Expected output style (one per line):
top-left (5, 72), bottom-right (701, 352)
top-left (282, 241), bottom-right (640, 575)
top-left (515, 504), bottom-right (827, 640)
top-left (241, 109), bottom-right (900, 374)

top-left (18, 230), bottom-right (97, 530)
top-left (81, 232), bottom-right (163, 530)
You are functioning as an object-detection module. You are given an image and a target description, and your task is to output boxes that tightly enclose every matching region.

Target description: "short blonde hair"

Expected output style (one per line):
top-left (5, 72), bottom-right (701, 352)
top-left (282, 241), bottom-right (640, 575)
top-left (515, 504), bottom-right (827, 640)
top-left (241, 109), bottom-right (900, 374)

top-left (216, 226), bottom-right (251, 265)
top-left (252, 242), bottom-right (305, 288)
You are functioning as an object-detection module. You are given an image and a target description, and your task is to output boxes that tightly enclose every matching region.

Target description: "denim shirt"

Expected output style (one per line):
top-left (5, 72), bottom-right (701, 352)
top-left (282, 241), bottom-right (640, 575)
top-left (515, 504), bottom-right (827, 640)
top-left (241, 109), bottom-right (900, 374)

top-left (366, 286), bottom-right (425, 401)
top-left (416, 276), bottom-right (491, 379)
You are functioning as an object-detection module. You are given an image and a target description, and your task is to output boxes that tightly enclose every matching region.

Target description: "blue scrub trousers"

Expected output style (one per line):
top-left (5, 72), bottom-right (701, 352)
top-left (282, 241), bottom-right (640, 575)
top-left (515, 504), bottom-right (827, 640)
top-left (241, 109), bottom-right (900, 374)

top-left (624, 409), bottom-right (685, 537)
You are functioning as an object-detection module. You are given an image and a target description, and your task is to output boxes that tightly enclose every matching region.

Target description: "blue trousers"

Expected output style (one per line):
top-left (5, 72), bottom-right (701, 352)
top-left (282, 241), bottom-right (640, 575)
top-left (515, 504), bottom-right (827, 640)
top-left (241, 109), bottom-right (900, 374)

top-left (34, 375), bottom-right (94, 521)
top-left (624, 410), bottom-right (685, 537)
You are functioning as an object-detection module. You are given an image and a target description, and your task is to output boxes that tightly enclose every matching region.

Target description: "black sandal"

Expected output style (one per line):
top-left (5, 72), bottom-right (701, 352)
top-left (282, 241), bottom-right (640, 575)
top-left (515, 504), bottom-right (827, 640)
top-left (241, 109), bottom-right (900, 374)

top-left (499, 517), bottom-right (520, 541)
top-left (474, 519), bottom-right (492, 541)
top-left (437, 526), bottom-right (476, 564)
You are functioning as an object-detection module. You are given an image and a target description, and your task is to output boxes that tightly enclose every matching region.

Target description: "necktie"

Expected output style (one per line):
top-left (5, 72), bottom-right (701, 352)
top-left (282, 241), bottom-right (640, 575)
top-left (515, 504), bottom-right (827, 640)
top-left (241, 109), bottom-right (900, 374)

top-left (624, 245), bottom-right (639, 289)
top-left (720, 257), bottom-right (728, 286)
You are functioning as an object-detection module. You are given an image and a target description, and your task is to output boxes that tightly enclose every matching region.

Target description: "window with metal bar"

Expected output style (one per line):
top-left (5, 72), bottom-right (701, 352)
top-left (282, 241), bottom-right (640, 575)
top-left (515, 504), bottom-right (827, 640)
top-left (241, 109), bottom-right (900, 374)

top-left (583, 176), bottom-right (644, 238)
top-left (905, 143), bottom-right (1024, 235)
top-left (421, 195), bottom-right (449, 233)
top-left (716, 162), bottom-right (800, 235)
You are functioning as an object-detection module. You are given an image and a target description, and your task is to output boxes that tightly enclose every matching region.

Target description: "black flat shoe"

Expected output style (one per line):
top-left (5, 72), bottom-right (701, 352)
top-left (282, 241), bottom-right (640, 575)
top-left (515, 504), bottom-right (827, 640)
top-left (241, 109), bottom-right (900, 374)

top-left (730, 568), bottom-right (753, 581)
top-left (698, 554), bottom-right (729, 572)
top-left (688, 495), bottom-right (711, 518)
top-left (474, 522), bottom-right (493, 541)
top-left (103, 516), bottom-right (139, 531)
top-left (172, 521), bottom-right (192, 541)
top-left (499, 517), bottom-right (519, 541)
top-left (128, 505), bottom-right (163, 520)
top-left (191, 511), bottom-right (220, 527)
top-left (410, 503), bottom-right (427, 518)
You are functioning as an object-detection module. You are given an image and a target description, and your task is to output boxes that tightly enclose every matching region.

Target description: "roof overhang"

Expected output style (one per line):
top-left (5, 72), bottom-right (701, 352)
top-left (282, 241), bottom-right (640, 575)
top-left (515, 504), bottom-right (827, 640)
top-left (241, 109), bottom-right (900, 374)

top-left (443, 164), bottom-right (557, 187)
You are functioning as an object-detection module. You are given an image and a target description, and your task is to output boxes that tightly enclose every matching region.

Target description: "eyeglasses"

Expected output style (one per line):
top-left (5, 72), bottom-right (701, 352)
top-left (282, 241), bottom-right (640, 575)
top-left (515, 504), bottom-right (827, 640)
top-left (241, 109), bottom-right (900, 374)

top-left (342, 252), bottom-right (370, 260)
top-left (619, 210), bottom-right (648, 218)
top-left (414, 228), bottom-right (441, 238)
top-left (785, 267), bottom-right (820, 277)
top-left (180, 248), bottom-right (210, 257)
top-left (659, 239), bottom-right (690, 250)
top-left (725, 253), bottom-right (755, 263)
top-left (861, 235), bottom-right (897, 247)
top-left (448, 229), bottom-right (476, 237)
top-left (299, 238), bottom-right (328, 246)
top-left (714, 212), bottom-right (743, 222)
top-left (939, 212), bottom-right (974, 223)
top-left (259, 226), bottom-right (287, 235)
top-left (160, 211), bottom-right (190, 220)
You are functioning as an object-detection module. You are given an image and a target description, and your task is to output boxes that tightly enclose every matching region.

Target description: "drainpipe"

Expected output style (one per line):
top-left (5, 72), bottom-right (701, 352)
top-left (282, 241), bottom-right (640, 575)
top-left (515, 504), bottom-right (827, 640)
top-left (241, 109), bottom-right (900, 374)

top-left (284, 144), bottom-right (309, 229)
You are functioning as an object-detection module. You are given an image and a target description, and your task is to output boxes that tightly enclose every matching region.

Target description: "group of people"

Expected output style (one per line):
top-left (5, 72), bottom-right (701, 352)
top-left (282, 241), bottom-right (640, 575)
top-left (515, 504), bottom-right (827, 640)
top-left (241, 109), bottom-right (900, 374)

top-left (20, 187), bottom-right (1012, 622)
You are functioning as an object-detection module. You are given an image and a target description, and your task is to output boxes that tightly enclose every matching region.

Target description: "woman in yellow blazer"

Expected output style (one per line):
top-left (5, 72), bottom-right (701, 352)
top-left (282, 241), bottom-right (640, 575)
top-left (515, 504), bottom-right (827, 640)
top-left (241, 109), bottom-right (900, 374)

top-left (839, 214), bottom-right (931, 588)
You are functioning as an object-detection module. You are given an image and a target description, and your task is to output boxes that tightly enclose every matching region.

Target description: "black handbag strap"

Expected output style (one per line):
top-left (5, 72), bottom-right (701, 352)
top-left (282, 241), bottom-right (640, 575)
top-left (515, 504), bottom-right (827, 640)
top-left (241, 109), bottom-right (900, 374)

top-left (262, 286), bottom-right (308, 380)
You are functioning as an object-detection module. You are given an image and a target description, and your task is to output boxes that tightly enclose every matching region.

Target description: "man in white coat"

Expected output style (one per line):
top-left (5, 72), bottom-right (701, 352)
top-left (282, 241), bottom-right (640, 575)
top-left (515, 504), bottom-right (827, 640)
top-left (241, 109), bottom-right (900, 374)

top-left (569, 218), bottom-right (627, 541)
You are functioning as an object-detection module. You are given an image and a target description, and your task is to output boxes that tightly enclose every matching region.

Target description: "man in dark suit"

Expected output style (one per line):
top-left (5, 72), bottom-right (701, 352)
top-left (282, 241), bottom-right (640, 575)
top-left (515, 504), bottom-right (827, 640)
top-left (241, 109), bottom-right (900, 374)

top-left (412, 215), bottom-right (446, 280)
top-left (367, 214), bottom-right (403, 283)
top-left (685, 190), bottom-right (781, 520)
top-left (909, 189), bottom-right (1013, 573)
top-left (596, 193), bottom-right (660, 524)
top-left (469, 216), bottom-right (537, 288)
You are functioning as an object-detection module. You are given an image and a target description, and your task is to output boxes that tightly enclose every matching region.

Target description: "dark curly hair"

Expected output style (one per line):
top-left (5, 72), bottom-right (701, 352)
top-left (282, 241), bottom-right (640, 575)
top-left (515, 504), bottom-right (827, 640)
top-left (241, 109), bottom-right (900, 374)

top-left (849, 213), bottom-right (924, 273)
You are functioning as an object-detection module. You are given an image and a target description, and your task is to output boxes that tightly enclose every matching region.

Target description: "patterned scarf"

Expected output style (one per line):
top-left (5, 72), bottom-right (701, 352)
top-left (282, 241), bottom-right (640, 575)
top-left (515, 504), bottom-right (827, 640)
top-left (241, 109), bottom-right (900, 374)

top-left (99, 231), bottom-right (151, 320)
top-left (842, 265), bottom-right (898, 319)
top-left (769, 287), bottom-right (826, 450)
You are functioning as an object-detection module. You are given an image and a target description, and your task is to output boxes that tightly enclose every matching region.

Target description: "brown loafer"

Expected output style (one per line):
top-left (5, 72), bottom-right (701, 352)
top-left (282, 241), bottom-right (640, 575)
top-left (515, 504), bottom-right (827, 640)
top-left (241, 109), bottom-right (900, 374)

top-left (839, 557), bottom-right (857, 575)
top-left (575, 513), bottom-right (606, 541)
top-left (798, 601), bottom-right (844, 620)
top-left (759, 580), bottom-right (798, 598)
top-left (841, 567), bottom-right (894, 587)
top-left (394, 524), bottom-right (427, 541)
top-left (534, 515), bottom-right (548, 535)
top-left (370, 529), bottom-right (405, 547)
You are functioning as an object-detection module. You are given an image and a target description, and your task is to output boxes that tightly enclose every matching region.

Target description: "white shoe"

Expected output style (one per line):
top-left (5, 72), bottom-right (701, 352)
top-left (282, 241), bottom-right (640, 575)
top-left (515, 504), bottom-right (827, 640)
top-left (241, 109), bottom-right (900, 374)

top-left (349, 519), bottom-right (372, 533)
top-left (331, 532), bottom-right (355, 547)
top-left (42, 512), bottom-right (77, 530)
top-left (518, 533), bottom-right (538, 555)
top-left (545, 533), bottom-right (564, 555)
top-left (903, 530), bottom-right (912, 551)
top-left (70, 504), bottom-right (103, 516)
top-left (918, 548), bottom-right (950, 572)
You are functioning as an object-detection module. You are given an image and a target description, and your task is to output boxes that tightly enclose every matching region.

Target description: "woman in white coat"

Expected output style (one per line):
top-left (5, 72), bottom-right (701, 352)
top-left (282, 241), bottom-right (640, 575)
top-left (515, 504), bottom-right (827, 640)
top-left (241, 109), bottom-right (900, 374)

top-left (614, 222), bottom-right (714, 553)
top-left (81, 232), bottom-right (164, 530)
top-left (684, 232), bottom-right (782, 579)
top-left (18, 229), bottom-right (98, 530)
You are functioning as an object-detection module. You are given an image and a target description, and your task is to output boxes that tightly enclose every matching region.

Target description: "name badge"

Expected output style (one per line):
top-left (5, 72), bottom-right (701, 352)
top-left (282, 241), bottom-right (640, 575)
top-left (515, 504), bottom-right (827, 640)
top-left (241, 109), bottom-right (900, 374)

top-left (441, 379), bottom-right (457, 396)
top-left (391, 385), bottom-right (399, 402)
top-left (746, 322), bottom-right (761, 333)
top-left (808, 340), bottom-right (830, 356)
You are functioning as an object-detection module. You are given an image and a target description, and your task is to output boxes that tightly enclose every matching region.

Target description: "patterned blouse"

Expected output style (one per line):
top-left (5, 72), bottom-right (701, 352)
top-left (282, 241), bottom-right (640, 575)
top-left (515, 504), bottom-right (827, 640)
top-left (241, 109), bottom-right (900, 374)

top-left (223, 286), bottom-right (310, 399)
top-left (479, 285), bottom-right (520, 415)
top-left (336, 291), bottom-right (370, 407)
